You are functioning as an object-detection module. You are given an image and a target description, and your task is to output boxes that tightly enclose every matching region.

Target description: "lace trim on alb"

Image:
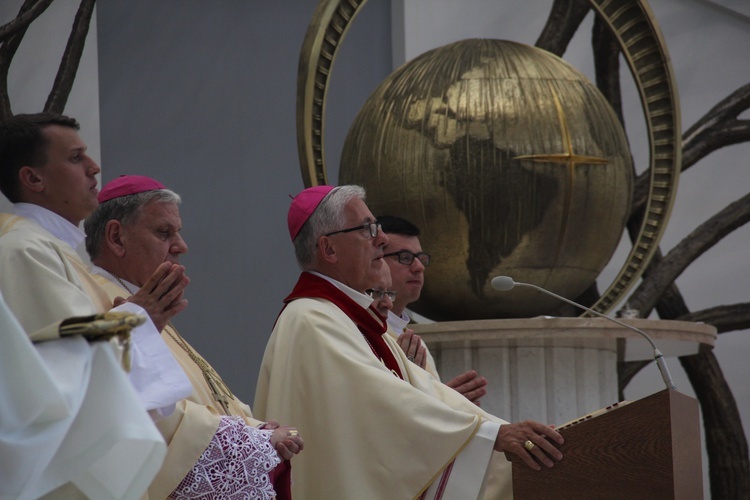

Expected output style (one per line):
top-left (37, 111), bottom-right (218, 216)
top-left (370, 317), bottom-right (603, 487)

top-left (170, 416), bottom-right (281, 499)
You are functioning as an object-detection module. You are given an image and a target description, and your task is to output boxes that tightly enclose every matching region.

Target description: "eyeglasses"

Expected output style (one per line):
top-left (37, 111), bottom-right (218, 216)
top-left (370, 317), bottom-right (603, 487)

top-left (366, 288), bottom-right (397, 301)
top-left (324, 221), bottom-right (381, 239)
top-left (384, 250), bottom-right (431, 267)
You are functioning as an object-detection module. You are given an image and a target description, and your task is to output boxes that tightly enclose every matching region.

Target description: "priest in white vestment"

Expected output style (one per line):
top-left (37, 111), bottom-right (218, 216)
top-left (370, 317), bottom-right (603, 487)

top-left (254, 185), bottom-right (565, 499)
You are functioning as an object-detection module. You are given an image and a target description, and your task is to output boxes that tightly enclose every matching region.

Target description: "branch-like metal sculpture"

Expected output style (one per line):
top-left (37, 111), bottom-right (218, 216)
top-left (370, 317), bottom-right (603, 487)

top-left (0, 0), bottom-right (55, 119)
top-left (44, 0), bottom-right (95, 114)
top-left (630, 193), bottom-right (750, 315)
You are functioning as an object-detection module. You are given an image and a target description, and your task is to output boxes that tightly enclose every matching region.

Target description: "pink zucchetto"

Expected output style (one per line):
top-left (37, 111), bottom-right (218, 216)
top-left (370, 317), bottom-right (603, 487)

top-left (98, 175), bottom-right (166, 203)
top-left (287, 185), bottom-right (336, 241)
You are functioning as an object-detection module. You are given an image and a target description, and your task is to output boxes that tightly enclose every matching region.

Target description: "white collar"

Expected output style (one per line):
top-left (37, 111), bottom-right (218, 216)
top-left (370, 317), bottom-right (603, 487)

top-left (387, 310), bottom-right (410, 333)
top-left (13, 203), bottom-right (85, 250)
top-left (308, 271), bottom-right (374, 309)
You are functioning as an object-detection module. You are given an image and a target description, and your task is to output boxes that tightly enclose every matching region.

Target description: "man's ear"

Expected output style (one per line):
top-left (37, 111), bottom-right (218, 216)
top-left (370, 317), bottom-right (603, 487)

top-left (18, 166), bottom-right (44, 194)
top-left (104, 220), bottom-right (127, 257)
top-left (317, 235), bottom-right (338, 264)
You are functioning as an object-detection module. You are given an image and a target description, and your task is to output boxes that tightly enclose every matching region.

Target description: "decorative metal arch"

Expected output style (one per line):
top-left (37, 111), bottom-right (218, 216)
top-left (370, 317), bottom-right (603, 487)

top-left (296, 0), bottom-right (681, 315)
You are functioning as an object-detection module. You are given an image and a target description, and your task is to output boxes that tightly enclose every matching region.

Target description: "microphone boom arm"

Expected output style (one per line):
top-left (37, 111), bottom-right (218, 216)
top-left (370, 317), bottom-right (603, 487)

top-left (500, 278), bottom-right (677, 391)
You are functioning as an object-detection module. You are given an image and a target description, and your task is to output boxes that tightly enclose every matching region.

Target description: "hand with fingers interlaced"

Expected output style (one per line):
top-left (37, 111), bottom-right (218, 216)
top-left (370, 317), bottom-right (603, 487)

top-left (122, 262), bottom-right (190, 331)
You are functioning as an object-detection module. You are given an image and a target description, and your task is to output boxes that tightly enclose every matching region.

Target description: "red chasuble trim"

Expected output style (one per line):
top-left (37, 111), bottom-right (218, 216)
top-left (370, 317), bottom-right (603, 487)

top-left (283, 272), bottom-right (404, 379)
top-left (269, 461), bottom-right (292, 500)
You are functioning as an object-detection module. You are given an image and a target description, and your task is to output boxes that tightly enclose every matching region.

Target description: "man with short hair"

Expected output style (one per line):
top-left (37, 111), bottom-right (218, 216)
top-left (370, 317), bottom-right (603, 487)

top-left (379, 214), bottom-right (488, 404)
top-left (85, 175), bottom-right (303, 499)
top-left (0, 113), bottom-right (190, 497)
top-left (254, 185), bottom-right (563, 498)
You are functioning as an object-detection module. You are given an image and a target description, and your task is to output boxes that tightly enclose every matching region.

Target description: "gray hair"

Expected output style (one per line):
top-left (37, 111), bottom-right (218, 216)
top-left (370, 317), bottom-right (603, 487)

top-left (293, 185), bottom-right (365, 269)
top-left (84, 189), bottom-right (181, 260)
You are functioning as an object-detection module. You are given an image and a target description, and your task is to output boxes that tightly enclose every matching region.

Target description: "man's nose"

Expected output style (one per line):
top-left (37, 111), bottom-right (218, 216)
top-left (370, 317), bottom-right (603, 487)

top-left (172, 234), bottom-right (188, 254)
top-left (375, 228), bottom-right (389, 247)
top-left (384, 295), bottom-right (393, 309)
top-left (87, 156), bottom-right (101, 175)
top-left (411, 258), bottom-right (425, 272)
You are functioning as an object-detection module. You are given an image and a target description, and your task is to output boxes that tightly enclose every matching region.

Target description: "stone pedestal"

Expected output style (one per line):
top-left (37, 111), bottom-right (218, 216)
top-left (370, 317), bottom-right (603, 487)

top-left (411, 317), bottom-right (716, 425)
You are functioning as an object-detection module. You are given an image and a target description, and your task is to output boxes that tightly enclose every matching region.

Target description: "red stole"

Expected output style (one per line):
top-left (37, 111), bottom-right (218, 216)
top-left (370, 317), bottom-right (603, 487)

top-left (284, 272), bottom-right (404, 379)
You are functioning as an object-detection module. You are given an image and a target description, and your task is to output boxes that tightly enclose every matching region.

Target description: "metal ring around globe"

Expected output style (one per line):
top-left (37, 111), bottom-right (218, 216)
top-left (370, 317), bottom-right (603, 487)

top-left (296, 0), bottom-right (681, 316)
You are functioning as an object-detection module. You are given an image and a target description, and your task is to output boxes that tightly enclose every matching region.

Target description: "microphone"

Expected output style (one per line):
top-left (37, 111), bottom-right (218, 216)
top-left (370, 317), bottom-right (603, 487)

top-left (491, 276), bottom-right (677, 391)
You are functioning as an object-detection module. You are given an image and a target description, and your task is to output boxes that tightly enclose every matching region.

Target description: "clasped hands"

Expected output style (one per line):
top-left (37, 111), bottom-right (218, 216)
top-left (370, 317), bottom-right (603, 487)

top-left (114, 262), bottom-right (190, 331)
top-left (261, 420), bottom-right (305, 461)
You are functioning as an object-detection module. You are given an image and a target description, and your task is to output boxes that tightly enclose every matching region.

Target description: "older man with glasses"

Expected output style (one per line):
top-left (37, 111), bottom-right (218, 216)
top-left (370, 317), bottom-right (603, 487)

top-left (378, 215), bottom-right (489, 406)
top-left (254, 185), bottom-right (563, 499)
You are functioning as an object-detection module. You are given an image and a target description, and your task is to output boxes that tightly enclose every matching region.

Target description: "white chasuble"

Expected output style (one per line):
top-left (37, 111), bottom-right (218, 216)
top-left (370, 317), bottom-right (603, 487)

top-left (254, 273), bottom-right (513, 499)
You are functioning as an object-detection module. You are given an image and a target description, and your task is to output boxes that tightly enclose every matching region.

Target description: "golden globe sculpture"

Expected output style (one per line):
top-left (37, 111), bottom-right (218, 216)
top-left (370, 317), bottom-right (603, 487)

top-left (339, 39), bottom-right (634, 320)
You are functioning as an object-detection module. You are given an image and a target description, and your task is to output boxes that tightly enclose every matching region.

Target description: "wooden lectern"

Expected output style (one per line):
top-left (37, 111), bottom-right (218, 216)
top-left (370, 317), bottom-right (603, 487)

top-left (509, 389), bottom-right (703, 499)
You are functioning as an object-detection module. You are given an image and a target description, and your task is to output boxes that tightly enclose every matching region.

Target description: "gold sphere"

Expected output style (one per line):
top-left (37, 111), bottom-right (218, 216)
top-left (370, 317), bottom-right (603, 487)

top-left (340, 39), bottom-right (633, 319)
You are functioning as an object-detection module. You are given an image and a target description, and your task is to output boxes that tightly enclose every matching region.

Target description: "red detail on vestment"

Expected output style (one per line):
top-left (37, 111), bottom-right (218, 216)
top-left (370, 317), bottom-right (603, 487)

top-left (417, 459), bottom-right (455, 500)
top-left (283, 272), bottom-right (403, 379)
top-left (269, 461), bottom-right (292, 500)
top-left (432, 459), bottom-right (455, 499)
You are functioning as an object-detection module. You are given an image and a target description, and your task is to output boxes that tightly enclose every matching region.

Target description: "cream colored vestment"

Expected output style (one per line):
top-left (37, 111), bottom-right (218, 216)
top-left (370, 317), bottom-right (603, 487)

top-left (255, 281), bottom-right (513, 499)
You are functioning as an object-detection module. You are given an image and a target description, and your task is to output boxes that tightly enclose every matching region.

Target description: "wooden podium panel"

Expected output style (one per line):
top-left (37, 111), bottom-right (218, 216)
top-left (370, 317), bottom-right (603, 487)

top-left (510, 389), bottom-right (702, 499)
